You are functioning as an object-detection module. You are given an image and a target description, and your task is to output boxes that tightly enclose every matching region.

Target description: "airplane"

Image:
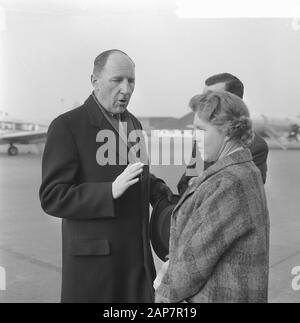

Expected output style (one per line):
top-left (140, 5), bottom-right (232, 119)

top-left (252, 114), bottom-right (300, 145)
top-left (0, 111), bottom-right (48, 156)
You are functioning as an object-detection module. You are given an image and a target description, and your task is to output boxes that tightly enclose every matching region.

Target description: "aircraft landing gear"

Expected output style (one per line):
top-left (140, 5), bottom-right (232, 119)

top-left (8, 145), bottom-right (18, 156)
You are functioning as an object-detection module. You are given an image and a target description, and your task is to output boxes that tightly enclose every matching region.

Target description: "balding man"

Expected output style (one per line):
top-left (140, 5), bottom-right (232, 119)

top-left (39, 49), bottom-right (172, 303)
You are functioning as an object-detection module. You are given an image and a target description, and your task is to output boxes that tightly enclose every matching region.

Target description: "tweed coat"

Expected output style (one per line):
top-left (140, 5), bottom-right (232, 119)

top-left (155, 149), bottom-right (270, 303)
top-left (40, 94), bottom-right (165, 303)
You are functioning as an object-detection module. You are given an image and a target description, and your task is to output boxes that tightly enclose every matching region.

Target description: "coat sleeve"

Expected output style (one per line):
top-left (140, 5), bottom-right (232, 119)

top-left (39, 116), bottom-right (116, 220)
top-left (155, 177), bottom-right (255, 303)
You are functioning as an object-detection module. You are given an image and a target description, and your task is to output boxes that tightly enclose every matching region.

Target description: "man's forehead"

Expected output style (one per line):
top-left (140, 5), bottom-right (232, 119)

top-left (203, 82), bottom-right (226, 93)
top-left (104, 53), bottom-right (135, 74)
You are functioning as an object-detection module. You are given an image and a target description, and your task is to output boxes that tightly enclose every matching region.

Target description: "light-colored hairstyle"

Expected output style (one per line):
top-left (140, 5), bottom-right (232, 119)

top-left (92, 49), bottom-right (134, 76)
top-left (189, 91), bottom-right (253, 147)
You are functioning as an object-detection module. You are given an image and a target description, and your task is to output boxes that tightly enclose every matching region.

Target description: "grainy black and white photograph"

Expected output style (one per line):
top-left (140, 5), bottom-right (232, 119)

top-left (0, 0), bottom-right (300, 307)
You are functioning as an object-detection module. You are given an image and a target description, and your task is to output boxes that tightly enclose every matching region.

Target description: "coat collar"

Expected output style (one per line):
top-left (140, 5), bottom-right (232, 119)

top-left (85, 94), bottom-right (106, 130)
top-left (172, 148), bottom-right (253, 215)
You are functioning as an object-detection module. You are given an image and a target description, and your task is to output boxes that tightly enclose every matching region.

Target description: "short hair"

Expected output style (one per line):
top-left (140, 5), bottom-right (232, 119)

top-left (92, 49), bottom-right (134, 76)
top-left (190, 91), bottom-right (253, 147)
top-left (205, 73), bottom-right (244, 99)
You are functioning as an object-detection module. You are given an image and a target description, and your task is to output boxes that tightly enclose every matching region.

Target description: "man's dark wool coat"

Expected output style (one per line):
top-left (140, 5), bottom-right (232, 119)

top-left (40, 95), bottom-right (165, 303)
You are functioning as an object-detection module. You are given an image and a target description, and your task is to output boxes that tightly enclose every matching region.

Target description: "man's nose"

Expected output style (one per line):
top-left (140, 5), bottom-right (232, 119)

top-left (120, 80), bottom-right (131, 94)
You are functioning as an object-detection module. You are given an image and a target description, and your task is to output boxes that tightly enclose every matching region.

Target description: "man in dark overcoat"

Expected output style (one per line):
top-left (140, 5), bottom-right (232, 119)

top-left (39, 49), bottom-right (172, 303)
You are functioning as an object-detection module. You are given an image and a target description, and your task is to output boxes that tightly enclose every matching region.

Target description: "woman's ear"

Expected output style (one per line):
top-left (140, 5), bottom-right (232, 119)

top-left (224, 135), bottom-right (230, 142)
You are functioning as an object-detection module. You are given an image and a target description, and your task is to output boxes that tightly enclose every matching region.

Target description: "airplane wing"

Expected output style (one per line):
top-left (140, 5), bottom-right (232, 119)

top-left (0, 130), bottom-right (47, 145)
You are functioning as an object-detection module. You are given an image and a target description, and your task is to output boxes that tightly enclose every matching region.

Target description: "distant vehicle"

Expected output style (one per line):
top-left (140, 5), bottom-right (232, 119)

top-left (0, 111), bottom-right (47, 156)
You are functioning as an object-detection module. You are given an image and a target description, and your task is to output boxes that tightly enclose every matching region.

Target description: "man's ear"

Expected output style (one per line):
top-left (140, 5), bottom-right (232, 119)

top-left (91, 74), bottom-right (99, 90)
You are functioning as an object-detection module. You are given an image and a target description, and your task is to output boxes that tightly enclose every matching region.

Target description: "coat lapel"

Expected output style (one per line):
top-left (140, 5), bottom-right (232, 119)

top-left (121, 110), bottom-right (144, 164)
top-left (85, 94), bottom-right (106, 130)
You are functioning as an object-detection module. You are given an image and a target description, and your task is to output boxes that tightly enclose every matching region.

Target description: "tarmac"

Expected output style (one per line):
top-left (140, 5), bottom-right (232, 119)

top-left (0, 144), bottom-right (299, 302)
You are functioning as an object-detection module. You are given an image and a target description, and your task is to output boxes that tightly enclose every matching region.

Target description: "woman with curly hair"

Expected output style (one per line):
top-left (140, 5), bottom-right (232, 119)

top-left (155, 91), bottom-right (270, 303)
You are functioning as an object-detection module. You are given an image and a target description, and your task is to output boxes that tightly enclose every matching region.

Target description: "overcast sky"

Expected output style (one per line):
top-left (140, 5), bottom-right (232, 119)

top-left (1, 0), bottom-right (300, 124)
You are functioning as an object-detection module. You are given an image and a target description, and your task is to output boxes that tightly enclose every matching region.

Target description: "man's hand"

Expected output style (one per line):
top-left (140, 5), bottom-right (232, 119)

top-left (112, 162), bottom-right (144, 199)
